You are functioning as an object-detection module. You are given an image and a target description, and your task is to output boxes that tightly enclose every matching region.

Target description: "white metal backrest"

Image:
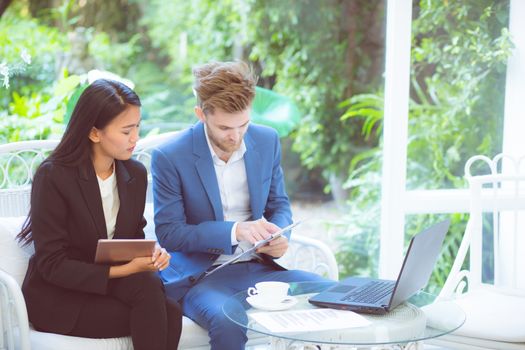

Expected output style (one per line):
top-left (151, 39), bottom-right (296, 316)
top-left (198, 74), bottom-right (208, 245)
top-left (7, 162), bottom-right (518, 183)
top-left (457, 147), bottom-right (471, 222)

top-left (134, 131), bottom-right (179, 202)
top-left (440, 154), bottom-right (525, 297)
top-left (0, 132), bottom-right (180, 217)
top-left (0, 140), bottom-right (59, 217)
top-left (134, 131), bottom-right (179, 166)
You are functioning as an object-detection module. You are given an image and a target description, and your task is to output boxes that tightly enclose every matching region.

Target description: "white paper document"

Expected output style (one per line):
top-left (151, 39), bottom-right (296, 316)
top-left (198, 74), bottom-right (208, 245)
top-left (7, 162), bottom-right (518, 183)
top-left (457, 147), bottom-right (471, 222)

top-left (250, 308), bottom-right (371, 333)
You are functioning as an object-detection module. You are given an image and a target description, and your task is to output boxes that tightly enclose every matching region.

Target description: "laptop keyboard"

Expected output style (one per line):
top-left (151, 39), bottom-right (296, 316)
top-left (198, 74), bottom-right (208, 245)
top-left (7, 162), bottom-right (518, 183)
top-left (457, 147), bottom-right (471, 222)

top-left (340, 281), bottom-right (394, 304)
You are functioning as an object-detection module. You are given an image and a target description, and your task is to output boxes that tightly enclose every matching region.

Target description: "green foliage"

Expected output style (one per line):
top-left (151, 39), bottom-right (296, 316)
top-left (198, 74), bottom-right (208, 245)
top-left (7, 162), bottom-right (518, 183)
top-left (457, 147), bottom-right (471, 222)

top-left (138, 0), bottom-right (248, 130)
top-left (251, 86), bottom-right (301, 137)
top-left (0, 73), bottom-right (80, 143)
top-left (248, 1), bottom-right (348, 172)
top-left (340, 93), bottom-right (384, 141)
top-left (141, 0), bottom-right (384, 184)
top-left (0, 3), bottom-right (72, 143)
top-left (88, 31), bottom-right (143, 75)
top-left (0, 3), bottom-right (68, 102)
top-left (0, 1), bottom-right (180, 139)
top-left (336, 0), bottom-right (512, 286)
top-left (408, 0), bottom-right (512, 190)
top-left (335, 191), bottom-right (381, 278)
top-left (141, 0), bottom-right (244, 73)
top-left (249, 1), bottom-right (384, 184)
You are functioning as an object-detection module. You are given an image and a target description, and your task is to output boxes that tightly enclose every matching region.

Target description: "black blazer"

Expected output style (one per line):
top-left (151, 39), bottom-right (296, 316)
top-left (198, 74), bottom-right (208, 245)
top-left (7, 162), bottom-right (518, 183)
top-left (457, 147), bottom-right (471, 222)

top-left (22, 157), bottom-right (148, 334)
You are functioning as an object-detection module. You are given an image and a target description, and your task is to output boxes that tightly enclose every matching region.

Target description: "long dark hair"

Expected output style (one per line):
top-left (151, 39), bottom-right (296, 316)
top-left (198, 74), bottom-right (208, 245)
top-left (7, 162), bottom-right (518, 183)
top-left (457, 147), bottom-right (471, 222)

top-left (16, 79), bottom-right (141, 245)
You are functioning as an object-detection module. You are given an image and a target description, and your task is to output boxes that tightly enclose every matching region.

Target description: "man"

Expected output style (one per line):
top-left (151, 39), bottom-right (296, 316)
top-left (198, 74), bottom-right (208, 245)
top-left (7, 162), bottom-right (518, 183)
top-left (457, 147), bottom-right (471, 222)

top-left (152, 61), bottom-right (325, 350)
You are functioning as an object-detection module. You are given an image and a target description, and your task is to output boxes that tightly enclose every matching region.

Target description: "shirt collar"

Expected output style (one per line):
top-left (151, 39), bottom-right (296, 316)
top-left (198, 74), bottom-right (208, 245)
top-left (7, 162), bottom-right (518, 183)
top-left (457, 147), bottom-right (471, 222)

top-left (203, 124), bottom-right (246, 165)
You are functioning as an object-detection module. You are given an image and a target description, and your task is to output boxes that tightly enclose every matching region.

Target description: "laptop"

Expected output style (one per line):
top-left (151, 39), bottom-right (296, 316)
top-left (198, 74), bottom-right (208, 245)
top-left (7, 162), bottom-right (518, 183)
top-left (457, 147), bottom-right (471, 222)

top-left (308, 219), bottom-right (450, 314)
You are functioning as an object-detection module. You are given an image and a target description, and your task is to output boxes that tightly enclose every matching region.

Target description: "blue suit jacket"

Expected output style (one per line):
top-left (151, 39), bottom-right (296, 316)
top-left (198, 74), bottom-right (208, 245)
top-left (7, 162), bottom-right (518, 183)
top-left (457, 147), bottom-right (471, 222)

top-left (151, 122), bottom-right (292, 300)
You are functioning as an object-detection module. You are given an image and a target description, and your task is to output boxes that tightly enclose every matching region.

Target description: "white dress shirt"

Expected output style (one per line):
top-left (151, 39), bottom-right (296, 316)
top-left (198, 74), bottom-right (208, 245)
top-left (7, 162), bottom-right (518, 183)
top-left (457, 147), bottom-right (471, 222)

top-left (203, 127), bottom-right (255, 265)
top-left (97, 165), bottom-right (120, 240)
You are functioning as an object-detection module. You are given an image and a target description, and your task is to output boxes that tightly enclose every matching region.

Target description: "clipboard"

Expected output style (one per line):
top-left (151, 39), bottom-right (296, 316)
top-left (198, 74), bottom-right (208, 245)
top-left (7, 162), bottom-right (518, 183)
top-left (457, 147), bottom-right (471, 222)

top-left (202, 220), bottom-right (302, 279)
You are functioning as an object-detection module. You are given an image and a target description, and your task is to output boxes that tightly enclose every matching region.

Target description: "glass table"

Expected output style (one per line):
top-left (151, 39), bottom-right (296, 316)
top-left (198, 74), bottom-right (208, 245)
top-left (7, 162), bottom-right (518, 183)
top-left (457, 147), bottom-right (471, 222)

top-left (223, 281), bottom-right (465, 349)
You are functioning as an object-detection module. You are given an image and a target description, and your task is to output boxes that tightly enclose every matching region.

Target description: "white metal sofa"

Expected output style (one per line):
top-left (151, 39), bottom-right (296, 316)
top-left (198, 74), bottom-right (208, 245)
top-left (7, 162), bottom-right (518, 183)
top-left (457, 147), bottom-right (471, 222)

top-left (0, 133), bottom-right (338, 350)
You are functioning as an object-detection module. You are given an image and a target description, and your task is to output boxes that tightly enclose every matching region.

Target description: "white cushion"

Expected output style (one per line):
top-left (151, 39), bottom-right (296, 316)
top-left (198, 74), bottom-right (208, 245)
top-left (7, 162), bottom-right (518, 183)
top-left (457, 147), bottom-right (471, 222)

top-left (422, 300), bottom-right (465, 331)
top-left (452, 289), bottom-right (525, 342)
top-left (0, 216), bottom-right (33, 286)
top-left (27, 317), bottom-right (213, 350)
top-left (178, 316), bottom-right (210, 349)
top-left (433, 333), bottom-right (525, 350)
top-left (29, 328), bottom-right (133, 350)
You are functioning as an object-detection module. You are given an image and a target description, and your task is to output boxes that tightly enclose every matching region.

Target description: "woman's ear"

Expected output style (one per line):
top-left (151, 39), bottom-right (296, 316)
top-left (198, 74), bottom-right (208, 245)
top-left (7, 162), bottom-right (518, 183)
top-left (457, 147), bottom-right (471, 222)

top-left (89, 127), bottom-right (101, 143)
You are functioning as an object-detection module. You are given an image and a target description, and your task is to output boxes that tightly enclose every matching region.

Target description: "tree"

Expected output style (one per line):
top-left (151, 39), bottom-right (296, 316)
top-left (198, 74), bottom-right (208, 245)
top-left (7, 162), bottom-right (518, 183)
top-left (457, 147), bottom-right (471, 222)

top-left (142, 0), bottom-right (385, 200)
top-left (0, 0), bottom-right (12, 18)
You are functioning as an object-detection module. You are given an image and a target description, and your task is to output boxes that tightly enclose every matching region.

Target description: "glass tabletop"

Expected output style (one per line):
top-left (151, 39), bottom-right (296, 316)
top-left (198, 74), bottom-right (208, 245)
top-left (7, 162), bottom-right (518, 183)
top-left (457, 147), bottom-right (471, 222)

top-left (223, 281), bottom-right (465, 346)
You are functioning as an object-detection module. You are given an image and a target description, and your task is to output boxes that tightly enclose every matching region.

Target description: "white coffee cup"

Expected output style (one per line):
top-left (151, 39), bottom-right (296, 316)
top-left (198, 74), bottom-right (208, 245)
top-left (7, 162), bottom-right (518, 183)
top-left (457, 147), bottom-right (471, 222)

top-left (247, 281), bottom-right (290, 303)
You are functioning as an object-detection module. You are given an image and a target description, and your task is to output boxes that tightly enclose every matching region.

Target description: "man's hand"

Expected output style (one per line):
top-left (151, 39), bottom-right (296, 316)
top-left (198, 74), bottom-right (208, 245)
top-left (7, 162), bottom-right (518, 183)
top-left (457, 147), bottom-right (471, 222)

top-left (235, 219), bottom-right (280, 244)
top-left (256, 236), bottom-right (289, 258)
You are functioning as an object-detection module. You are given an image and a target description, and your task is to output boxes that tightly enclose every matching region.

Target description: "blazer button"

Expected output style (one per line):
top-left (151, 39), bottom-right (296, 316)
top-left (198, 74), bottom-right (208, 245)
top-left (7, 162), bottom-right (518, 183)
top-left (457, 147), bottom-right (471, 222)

top-left (189, 276), bottom-right (196, 283)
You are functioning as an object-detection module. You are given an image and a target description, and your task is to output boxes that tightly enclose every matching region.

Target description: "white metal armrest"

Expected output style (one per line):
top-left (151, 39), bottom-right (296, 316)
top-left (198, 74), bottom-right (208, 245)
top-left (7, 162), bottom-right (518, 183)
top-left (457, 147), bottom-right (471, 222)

top-left (0, 268), bottom-right (31, 350)
top-left (278, 234), bottom-right (339, 280)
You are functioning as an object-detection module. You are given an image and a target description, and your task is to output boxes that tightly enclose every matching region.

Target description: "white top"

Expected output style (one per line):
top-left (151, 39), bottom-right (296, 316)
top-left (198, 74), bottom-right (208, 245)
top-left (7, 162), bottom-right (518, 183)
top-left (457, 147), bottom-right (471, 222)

top-left (203, 127), bottom-right (255, 265)
top-left (97, 165), bottom-right (120, 240)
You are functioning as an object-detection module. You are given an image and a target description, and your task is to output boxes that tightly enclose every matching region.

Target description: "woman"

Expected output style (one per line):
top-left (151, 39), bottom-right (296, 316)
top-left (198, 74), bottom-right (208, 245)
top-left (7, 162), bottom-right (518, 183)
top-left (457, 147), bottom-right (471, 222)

top-left (17, 79), bottom-right (182, 350)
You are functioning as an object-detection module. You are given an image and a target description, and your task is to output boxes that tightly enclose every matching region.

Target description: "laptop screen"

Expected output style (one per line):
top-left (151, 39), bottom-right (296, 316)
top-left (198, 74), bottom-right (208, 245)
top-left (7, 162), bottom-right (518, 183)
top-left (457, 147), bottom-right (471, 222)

top-left (388, 220), bottom-right (450, 309)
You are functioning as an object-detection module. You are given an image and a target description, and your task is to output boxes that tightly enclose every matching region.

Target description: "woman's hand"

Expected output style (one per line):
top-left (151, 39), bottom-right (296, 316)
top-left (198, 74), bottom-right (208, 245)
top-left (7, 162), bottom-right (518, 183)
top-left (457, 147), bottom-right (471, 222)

top-left (109, 256), bottom-right (154, 278)
top-left (151, 244), bottom-right (171, 271)
top-left (128, 256), bottom-right (157, 272)
top-left (108, 245), bottom-right (171, 278)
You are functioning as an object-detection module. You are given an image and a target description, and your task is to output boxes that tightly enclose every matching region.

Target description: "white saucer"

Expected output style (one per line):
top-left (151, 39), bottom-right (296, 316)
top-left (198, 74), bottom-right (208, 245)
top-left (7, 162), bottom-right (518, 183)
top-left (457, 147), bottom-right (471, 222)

top-left (246, 295), bottom-right (298, 311)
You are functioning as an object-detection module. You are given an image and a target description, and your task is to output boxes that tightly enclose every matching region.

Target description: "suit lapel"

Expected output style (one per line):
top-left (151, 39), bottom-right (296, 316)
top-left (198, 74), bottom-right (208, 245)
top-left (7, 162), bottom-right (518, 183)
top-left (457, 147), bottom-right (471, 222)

top-left (193, 123), bottom-right (224, 220)
top-left (114, 160), bottom-right (134, 238)
top-left (77, 159), bottom-right (107, 239)
top-left (244, 130), bottom-right (263, 219)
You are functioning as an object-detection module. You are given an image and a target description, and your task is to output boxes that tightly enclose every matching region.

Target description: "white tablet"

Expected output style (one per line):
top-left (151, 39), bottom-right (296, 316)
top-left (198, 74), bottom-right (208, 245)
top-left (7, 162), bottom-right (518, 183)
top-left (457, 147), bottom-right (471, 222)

top-left (94, 239), bottom-right (156, 264)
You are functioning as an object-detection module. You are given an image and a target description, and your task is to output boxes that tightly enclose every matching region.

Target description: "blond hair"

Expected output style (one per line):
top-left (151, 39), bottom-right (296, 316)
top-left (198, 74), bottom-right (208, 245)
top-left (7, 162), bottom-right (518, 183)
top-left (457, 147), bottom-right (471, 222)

top-left (192, 61), bottom-right (257, 115)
